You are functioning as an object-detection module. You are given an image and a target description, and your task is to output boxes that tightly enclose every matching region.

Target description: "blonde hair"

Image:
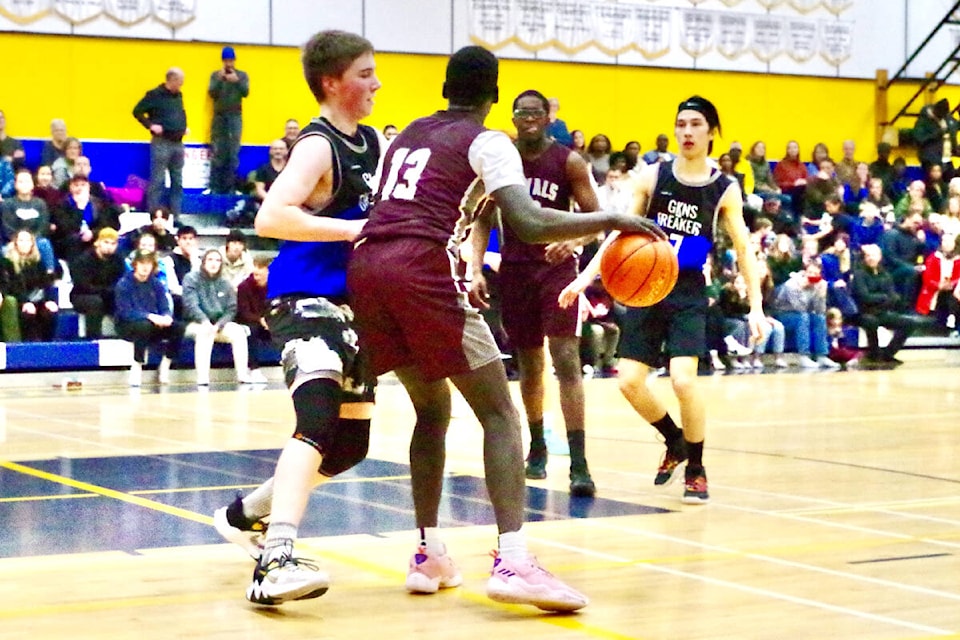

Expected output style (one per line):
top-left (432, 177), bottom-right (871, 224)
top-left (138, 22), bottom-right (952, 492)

top-left (5, 230), bottom-right (40, 274)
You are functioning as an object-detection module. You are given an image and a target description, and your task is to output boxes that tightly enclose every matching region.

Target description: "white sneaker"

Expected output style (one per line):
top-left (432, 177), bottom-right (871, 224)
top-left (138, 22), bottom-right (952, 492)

top-left (238, 370), bottom-right (253, 384)
top-left (817, 356), bottom-right (841, 369)
top-left (724, 335), bottom-right (753, 356)
top-left (405, 544), bottom-right (462, 593)
top-left (249, 369), bottom-right (269, 384)
top-left (774, 356), bottom-right (790, 368)
top-left (751, 357), bottom-right (764, 371)
top-left (213, 497), bottom-right (267, 560)
top-left (196, 374), bottom-right (210, 386)
top-left (246, 550), bottom-right (330, 605)
top-left (128, 362), bottom-right (142, 387)
top-left (798, 355), bottom-right (819, 369)
top-left (486, 552), bottom-right (588, 612)
top-left (158, 357), bottom-right (172, 385)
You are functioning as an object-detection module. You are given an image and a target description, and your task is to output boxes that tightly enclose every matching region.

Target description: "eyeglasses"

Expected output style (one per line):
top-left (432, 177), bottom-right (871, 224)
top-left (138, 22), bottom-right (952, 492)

top-left (513, 108), bottom-right (547, 119)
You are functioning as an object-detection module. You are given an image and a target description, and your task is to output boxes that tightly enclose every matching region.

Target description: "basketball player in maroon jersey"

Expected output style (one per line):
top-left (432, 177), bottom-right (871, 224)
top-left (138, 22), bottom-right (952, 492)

top-left (561, 96), bottom-right (765, 504)
top-left (470, 89), bottom-right (599, 497)
top-left (347, 46), bottom-right (663, 611)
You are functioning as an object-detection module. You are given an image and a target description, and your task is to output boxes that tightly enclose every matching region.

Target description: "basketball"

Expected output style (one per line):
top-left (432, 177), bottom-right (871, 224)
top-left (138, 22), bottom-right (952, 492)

top-left (599, 232), bottom-right (679, 307)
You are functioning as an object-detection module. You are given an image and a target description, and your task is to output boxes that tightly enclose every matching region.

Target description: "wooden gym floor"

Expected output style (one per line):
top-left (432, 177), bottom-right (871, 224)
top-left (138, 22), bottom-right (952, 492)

top-left (1, 360), bottom-right (959, 640)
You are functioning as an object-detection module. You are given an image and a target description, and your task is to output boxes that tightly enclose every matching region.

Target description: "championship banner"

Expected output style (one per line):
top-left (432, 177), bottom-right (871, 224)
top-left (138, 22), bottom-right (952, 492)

top-left (821, 0), bottom-right (853, 15)
top-left (593, 1), bottom-right (637, 56)
top-left (468, 0), bottom-right (513, 50)
top-left (787, 0), bottom-right (820, 13)
top-left (754, 0), bottom-right (786, 9)
top-left (786, 19), bottom-right (817, 62)
top-left (0, 0), bottom-right (51, 24)
top-left (716, 0), bottom-right (745, 6)
top-left (152, 0), bottom-right (193, 27)
top-left (53, 0), bottom-right (103, 24)
top-left (512, 0), bottom-right (552, 51)
top-left (104, 0), bottom-right (151, 25)
top-left (752, 15), bottom-right (784, 62)
top-left (634, 5), bottom-right (672, 60)
top-left (553, 0), bottom-right (594, 53)
top-left (679, 9), bottom-right (715, 58)
top-left (820, 20), bottom-right (853, 65)
top-left (181, 145), bottom-right (210, 190)
top-left (717, 13), bottom-right (749, 59)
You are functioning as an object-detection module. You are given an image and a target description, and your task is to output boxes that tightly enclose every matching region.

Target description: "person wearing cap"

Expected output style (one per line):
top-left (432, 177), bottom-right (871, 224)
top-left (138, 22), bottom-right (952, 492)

top-left (348, 45), bottom-right (662, 612)
top-left (219, 228), bottom-right (253, 288)
top-left (562, 95), bottom-right (766, 506)
top-left (208, 46), bottom-right (249, 194)
top-left (68, 226), bottom-right (126, 339)
top-left (132, 68), bottom-right (187, 219)
top-left (52, 173), bottom-right (119, 263)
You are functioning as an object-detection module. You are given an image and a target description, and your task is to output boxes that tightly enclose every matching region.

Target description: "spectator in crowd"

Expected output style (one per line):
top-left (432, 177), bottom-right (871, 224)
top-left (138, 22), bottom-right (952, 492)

top-left (773, 140), bottom-right (808, 212)
top-left (821, 231), bottom-right (859, 319)
top-left (183, 248), bottom-right (253, 385)
top-left (0, 229), bottom-right (58, 342)
top-left (127, 229), bottom-right (179, 315)
top-left (68, 227), bottom-right (126, 339)
top-left (622, 140), bottom-right (645, 176)
top-left (253, 139), bottom-right (288, 205)
top-left (881, 210), bottom-right (927, 307)
top-left (170, 225), bottom-right (200, 288)
top-left (894, 180), bottom-right (933, 219)
top-left (826, 307), bottom-right (861, 368)
top-left (570, 130), bottom-right (586, 157)
top-left (545, 97), bottom-right (572, 147)
top-left (50, 137), bottom-right (82, 189)
top-left (596, 167), bottom-right (631, 214)
top-left (761, 196), bottom-right (796, 236)
top-left (862, 177), bottom-right (895, 221)
top-left (842, 161), bottom-right (870, 210)
top-left (579, 279), bottom-right (620, 377)
top-left (851, 244), bottom-right (927, 365)
top-left (51, 174), bottom-right (101, 263)
top-left (1, 168), bottom-right (56, 273)
top-left (913, 98), bottom-right (957, 179)
top-left (727, 141), bottom-right (756, 198)
top-left (945, 196), bottom-right (960, 236)
top-left (282, 118), bottom-right (299, 150)
top-left (849, 201), bottom-right (886, 252)
top-left (32, 165), bottom-right (62, 211)
top-left (767, 233), bottom-right (801, 287)
top-left (584, 133), bottom-right (612, 183)
top-left (219, 229), bottom-right (253, 288)
top-left (139, 206), bottom-right (177, 252)
top-left (41, 119), bottom-right (69, 167)
top-left (889, 156), bottom-right (911, 202)
top-left (208, 46), bottom-right (250, 194)
top-left (916, 232), bottom-right (960, 327)
top-left (0, 110), bottom-right (25, 168)
top-left (868, 142), bottom-right (896, 197)
top-left (806, 142), bottom-right (830, 177)
top-left (114, 249), bottom-right (184, 386)
top-left (642, 133), bottom-right (674, 165)
top-left (382, 124), bottom-right (399, 141)
top-left (236, 254), bottom-right (272, 384)
top-left (69, 156), bottom-right (124, 228)
top-left (133, 67), bottom-right (188, 219)
top-left (923, 212), bottom-right (947, 255)
top-left (835, 139), bottom-right (858, 187)
top-left (771, 260), bottom-right (838, 369)
top-left (746, 141), bottom-right (781, 201)
top-left (925, 164), bottom-right (948, 213)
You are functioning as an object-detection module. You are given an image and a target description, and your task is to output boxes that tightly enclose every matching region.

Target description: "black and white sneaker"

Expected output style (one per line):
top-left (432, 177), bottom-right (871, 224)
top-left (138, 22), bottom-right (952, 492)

top-left (213, 494), bottom-right (268, 560)
top-left (246, 550), bottom-right (330, 605)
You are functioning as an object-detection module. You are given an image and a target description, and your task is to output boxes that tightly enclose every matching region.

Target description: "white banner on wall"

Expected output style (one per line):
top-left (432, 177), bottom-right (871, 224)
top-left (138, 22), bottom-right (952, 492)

top-left (822, 0), bottom-right (853, 14)
top-left (512, 0), bottom-right (552, 49)
top-left (553, 0), bottom-right (594, 52)
top-left (635, 6), bottom-right (672, 60)
top-left (820, 20), bottom-right (854, 65)
top-left (680, 9), bottom-right (715, 58)
top-left (717, 13), bottom-right (750, 59)
top-left (752, 16), bottom-right (785, 62)
top-left (787, 0), bottom-right (820, 13)
top-left (786, 19), bottom-right (818, 62)
top-left (103, 0), bottom-right (153, 26)
top-left (153, 0), bottom-right (194, 27)
top-left (468, 0), bottom-right (513, 49)
top-left (594, 2), bottom-right (636, 55)
top-left (0, 0), bottom-right (50, 23)
top-left (53, 0), bottom-right (104, 24)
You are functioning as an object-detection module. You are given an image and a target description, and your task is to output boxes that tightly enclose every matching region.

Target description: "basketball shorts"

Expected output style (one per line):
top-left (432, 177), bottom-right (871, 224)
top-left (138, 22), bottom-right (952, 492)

top-left (499, 259), bottom-right (580, 349)
top-left (617, 270), bottom-right (708, 367)
top-left (266, 295), bottom-right (376, 403)
top-left (348, 237), bottom-right (502, 382)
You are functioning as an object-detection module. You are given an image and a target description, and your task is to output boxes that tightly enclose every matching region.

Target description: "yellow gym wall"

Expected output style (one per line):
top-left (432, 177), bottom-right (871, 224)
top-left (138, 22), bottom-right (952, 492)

top-left (2, 33), bottom-right (959, 163)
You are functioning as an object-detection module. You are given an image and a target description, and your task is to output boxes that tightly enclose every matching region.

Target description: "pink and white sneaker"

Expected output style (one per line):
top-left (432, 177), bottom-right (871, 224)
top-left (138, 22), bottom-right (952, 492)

top-left (405, 544), bottom-right (463, 594)
top-left (486, 551), bottom-right (589, 612)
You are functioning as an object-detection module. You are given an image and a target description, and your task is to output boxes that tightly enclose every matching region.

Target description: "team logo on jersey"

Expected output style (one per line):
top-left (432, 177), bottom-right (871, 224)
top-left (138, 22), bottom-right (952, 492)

top-left (527, 177), bottom-right (559, 202)
top-left (656, 199), bottom-right (703, 235)
top-left (359, 172), bottom-right (376, 211)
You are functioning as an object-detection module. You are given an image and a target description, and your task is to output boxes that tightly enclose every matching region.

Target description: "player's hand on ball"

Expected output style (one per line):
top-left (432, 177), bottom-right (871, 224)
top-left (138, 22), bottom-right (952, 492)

top-left (613, 214), bottom-right (667, 240)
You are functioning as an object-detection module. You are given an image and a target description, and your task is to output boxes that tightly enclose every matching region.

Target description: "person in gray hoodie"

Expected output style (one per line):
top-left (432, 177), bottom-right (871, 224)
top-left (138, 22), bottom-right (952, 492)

top-left (182, 248), bottom-right (252, 385)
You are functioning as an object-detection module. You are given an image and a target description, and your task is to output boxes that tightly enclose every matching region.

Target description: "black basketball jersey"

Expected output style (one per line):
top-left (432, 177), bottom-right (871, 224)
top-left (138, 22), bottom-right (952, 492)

top-left (646, 160), bottom-right (734, 271)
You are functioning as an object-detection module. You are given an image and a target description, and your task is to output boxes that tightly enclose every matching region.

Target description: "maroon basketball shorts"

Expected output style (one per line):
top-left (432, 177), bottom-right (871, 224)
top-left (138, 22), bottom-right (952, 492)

top-left (348, 237), bottom-right (502, 381)
top-left (499, 259), bottom-right (581, 350)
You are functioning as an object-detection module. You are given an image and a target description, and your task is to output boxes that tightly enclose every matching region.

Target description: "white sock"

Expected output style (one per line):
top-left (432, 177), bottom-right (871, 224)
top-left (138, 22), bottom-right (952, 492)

top-left (497, 530), bottom-right (527, 561)
top-left (419, 527), bottom-right (444, 555)
top-left (263, 522), bottom-right (297, 562)
top-left (241, 477), bottom-right (274, 520)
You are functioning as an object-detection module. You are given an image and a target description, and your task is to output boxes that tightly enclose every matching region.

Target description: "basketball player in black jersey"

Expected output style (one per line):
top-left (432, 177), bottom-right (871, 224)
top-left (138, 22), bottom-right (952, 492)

top-left (561, 96), bottom-right (766, 504)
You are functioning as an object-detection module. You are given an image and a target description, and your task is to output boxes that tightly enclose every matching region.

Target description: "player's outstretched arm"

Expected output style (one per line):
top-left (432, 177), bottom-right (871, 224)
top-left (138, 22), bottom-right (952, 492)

top-left (255, 135), bottom-right (365, 243)
top-left (720, 184), bottom-right (766, 341)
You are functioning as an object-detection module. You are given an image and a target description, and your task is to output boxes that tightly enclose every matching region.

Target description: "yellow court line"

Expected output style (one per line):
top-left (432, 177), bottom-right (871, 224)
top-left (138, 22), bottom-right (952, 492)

top-left (0, 459), bottom-right (211, 525)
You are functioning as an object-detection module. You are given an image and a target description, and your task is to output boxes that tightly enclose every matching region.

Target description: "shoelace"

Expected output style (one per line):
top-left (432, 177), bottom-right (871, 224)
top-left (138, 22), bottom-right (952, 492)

top-left (263, 553), bottom-right (321, 572)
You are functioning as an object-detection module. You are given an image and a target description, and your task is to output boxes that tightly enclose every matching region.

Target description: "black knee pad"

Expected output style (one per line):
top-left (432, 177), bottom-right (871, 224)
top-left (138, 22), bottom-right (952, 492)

top-left (318, 418), bottom-right (370, 477)
top-left (291, 379), bottom-right (341, 453)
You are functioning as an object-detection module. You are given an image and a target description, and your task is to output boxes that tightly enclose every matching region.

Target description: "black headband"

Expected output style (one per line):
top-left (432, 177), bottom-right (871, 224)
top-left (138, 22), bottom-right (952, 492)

top-left (677, 95), bottom-right (721, 132)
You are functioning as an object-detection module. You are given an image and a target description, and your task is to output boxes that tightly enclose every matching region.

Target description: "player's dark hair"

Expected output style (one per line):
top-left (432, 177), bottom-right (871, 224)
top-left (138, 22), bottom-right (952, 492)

top-left (512, 89), bottom-right (548, 113)
top-left (302, 30), bottom-right (374, 102)
top-left (678, 95), bottom-right (721, 154)
top-left (444, 46), bottom-right (499, 107)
